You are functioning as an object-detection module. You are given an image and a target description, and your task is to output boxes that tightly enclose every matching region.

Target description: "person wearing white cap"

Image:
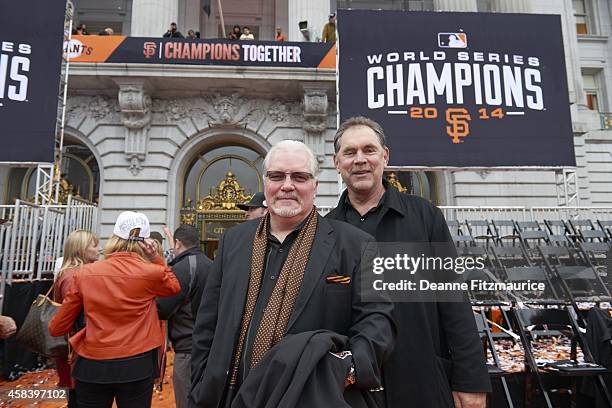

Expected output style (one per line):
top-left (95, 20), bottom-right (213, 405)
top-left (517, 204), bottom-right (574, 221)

top-left (49, 211), bottom-right (181, 408)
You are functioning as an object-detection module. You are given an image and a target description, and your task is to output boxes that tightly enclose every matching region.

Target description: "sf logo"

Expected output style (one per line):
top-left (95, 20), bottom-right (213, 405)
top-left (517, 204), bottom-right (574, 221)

top-left (445, 108), bottom-right (471, 144)
top-left (143, 42), bottom-right (157, 59)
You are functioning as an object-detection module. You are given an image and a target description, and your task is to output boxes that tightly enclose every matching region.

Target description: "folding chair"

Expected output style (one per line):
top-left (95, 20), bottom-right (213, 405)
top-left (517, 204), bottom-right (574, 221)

top-left (516, 221), bottom-right (549, 251)
top-left (474, 310), bottom-right (515, 408)
top-left (492, 220), bottom-right (520, 247)
top-left (491, 246), bottom-right (532, 269)
top-left (597, 220), bottom-right (612, 241)
top-left (568, 219), bottom-right (597, 243)
top-left (577, 241), bottom-right (611, 272)
top-left (544, 219), bottom-right (571, 237)
top-left (503, 265), bottom-right (561, 303)
top-left (579, 229), bottom-right (607, 243)
top-left (512, 307), bottom-right (612, 408)
top-left (459, 246), bottom-right (510, 304)
top-left (546, 234), bottom-right (572, 247)
top-left (554, 265), bottom-right (611, 301)
top-left (465, 219), bottom-right (497, 246)
top-left (448, 220), bottom-right (474, 247)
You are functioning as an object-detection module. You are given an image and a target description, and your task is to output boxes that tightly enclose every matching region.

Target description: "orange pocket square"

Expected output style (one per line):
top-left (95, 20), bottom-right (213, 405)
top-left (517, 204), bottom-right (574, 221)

top-left (326, 275), bottom-right (351, 284)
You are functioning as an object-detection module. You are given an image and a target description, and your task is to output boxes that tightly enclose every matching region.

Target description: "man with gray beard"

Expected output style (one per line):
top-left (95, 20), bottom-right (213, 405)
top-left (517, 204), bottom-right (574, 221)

top-left (189, 140), bottom-right (395, 408)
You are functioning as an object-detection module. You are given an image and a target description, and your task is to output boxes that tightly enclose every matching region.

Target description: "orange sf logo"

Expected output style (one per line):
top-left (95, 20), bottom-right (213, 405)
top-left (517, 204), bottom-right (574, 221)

top-left (445, 108), bottom-right (471, 144)
top-left (143, 42), bottom-right (157, 59)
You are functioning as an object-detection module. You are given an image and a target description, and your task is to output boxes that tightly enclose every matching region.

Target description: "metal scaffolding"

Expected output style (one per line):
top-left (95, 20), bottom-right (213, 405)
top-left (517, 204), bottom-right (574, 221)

top-left (34, 0), bottom-right (74, 205)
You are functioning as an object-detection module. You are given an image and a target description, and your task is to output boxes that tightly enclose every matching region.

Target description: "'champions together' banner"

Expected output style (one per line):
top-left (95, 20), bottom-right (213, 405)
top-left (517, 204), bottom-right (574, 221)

top-left (64, 36), bottom-right (336, 68)
top-left (338, 10), bottom-right (575, 167)
top-left (0, 0), bottom-right (65, 162)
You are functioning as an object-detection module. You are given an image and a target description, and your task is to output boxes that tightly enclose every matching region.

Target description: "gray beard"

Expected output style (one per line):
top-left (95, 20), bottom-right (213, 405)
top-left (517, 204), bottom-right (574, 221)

top-left (270, 205), bottom-right (303, 218)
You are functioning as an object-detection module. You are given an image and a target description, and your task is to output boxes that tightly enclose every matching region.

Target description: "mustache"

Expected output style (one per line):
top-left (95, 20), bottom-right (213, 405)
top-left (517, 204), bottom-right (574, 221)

top-left (274, 193), bottom-right (300, 201)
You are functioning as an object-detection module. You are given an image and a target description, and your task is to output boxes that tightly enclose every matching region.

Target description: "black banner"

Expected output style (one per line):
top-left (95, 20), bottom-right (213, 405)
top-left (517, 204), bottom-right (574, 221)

top-left (338, 10), bottom-right (576, 167)
top-left (64, 35), bottom-right (336, 69)
top-left (0, 0), bottom-right (65, 162)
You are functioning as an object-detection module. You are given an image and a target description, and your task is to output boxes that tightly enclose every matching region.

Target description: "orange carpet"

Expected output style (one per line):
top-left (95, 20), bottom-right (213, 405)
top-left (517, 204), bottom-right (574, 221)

top-left (0, 351), bottom-right (177, 407)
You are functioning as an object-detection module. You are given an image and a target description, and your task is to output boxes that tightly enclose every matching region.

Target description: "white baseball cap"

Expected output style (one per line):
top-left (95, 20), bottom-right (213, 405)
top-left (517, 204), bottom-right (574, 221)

top-left (113, 211), bottom-right (151, 240)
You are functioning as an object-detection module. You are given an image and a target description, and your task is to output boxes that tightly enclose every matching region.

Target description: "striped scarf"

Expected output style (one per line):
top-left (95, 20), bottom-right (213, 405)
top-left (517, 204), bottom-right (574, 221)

top-left (229, 207), bottom-right (318, 387)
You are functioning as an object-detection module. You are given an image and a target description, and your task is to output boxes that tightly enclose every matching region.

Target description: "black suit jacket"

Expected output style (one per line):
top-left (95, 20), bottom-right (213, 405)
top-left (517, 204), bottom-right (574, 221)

top-left (189, 214), bottom-right (396, 408)
top-left (327, 183), bottom-right (491, 408)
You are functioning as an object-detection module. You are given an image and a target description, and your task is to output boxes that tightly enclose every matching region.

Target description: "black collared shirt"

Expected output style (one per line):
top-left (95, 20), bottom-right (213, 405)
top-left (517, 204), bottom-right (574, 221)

top-left (343, 189), bottom-right (388, 237)
top-left (242, 222), bottom-right (303, 379)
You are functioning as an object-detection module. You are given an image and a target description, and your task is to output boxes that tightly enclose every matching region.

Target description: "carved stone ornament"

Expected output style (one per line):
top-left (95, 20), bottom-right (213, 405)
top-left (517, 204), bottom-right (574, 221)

top-left (117, 82), bottom-right (152, 175)
top-left (66, 96), bottom-right (119, 123)
top-left (302, 84), bottom-right (329, 163)
top-left (152, 95), bottom-right (303, 129)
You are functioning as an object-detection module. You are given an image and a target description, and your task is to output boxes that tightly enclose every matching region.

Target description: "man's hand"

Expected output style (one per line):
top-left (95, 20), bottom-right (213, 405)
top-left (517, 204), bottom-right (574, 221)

top-left (0, 315), bottom-right (17, 339)
top-left (452, 391), bottom-right (486, 408)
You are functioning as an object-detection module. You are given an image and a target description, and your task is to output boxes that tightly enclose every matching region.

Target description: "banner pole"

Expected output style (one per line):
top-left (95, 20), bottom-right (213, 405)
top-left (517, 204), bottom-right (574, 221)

top-left (217, 0), bottom-right (226, 38)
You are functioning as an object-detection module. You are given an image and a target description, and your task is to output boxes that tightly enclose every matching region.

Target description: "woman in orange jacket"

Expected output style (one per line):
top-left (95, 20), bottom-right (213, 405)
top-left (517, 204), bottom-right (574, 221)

top-left (53, 229), bottom-right (100, 407)
top-left (49, 212), bottom-right (180, 408)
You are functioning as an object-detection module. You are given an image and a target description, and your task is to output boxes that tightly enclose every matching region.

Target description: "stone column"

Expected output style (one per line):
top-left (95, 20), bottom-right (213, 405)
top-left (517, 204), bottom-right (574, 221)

top-left (302, 83), bottom-right (329, 164)
top-left (130, 0), bottom-right (179, 37)
top-left (115, 79), bottom-right (152, 175)
top-left (288, 0), bottom-right (329, 42)
top-left (491, 0), bottom-right (531, 13)
top-left (434, 0), bottom-right (478, 12)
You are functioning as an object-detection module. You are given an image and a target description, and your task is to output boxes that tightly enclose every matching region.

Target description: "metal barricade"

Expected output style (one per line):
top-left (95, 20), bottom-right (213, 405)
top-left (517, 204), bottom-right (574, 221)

top-left (0, 196), bottom-right (98, 310)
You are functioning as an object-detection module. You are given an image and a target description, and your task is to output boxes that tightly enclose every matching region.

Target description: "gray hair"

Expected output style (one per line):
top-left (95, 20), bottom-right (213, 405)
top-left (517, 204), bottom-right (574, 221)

top-left (334, 116), bottom-right (386, 153)
top-left (263, 140), bottom-right (320, 178)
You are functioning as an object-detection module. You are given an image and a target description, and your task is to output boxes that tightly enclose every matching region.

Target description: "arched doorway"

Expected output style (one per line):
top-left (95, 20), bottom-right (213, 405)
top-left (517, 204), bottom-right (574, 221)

top-left (4, 139), bottom-right (100, 204)
top-left (180, 144), bottom-right (265, 258)
top-left (384, 171), bottom-right (440, 204)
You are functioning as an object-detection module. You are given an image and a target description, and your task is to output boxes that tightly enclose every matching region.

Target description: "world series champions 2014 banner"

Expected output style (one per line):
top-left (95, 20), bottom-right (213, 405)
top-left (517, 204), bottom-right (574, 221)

top-left (0, 0), bottom-right (66, 162)
top-left (338, 10), bottom-right (576, 167)
top-left (63, 36), bottom-right (336, 68)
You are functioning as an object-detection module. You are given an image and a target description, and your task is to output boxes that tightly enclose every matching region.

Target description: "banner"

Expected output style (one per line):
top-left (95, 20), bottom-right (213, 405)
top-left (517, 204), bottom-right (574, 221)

top-left (338, 10), bottom-right (575, 167)
top-left (0, 0), bottom-right (65, 162)
top-left (64, 36), bottom-right (336, 68)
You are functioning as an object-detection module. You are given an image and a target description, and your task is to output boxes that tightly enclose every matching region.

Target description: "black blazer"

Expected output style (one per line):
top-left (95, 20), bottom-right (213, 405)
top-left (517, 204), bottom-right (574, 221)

top-left (327, 184), bottom-right (491, 408)
top-left (189, 214), bottom-right (396, 408)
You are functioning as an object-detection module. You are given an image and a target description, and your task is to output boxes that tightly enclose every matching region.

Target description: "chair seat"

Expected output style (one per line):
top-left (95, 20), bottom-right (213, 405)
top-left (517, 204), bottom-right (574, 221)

top-left (486, 364), bottom-right (507, 377)
top-left (543, 360), bottom-right (608, 375)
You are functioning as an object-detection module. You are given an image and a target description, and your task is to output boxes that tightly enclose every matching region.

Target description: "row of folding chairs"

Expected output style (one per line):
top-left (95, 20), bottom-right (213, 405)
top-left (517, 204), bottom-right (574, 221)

top-left (475, 306), bottom-right (612, 408)
top-left (457, 243), bottom-right (611, 305)
top-left (449, 219), bottom-right (612, 248)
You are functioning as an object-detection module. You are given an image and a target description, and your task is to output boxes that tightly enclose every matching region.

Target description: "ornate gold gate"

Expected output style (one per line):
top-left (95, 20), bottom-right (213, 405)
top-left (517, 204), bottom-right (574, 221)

top-left (180, 172), bottom-right (253, 259)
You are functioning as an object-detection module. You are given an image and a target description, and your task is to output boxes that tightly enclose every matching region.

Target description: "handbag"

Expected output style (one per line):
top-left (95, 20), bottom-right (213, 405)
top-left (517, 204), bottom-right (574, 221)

top-left (15, 284), bottom-right (69, 359)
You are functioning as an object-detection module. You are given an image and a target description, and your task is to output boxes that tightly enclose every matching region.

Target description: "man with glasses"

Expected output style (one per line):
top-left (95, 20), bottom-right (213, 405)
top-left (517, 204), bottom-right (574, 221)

top-left (189, 140), bottom-right (395, 407)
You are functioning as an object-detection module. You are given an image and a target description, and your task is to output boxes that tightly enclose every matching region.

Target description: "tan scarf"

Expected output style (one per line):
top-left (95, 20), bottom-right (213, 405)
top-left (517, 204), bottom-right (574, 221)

top-left (229, 207), bottom-right (318, 387)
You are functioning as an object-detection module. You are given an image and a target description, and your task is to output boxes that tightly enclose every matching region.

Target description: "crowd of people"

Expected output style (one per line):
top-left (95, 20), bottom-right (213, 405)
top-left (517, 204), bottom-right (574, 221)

top-left (70, 15), bottom-right (338, 43)
top-left (2, 116), bottom-right (489, 408)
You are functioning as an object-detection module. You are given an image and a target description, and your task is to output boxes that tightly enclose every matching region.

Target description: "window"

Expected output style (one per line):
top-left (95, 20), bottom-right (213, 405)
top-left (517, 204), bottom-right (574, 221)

top-left (335, 0), bottom-right (434, 11)
top-left (74, 0), bottom-right (132, 35)
top-left (582, 71), bottom-right (602, 112)
top-left (573, 0), bottom-right (591, 35)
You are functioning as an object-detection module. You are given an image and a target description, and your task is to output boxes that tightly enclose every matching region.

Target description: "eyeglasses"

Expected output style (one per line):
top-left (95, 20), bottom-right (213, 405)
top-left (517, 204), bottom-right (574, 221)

top-left (265, 171), bottom-right (314, 183)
